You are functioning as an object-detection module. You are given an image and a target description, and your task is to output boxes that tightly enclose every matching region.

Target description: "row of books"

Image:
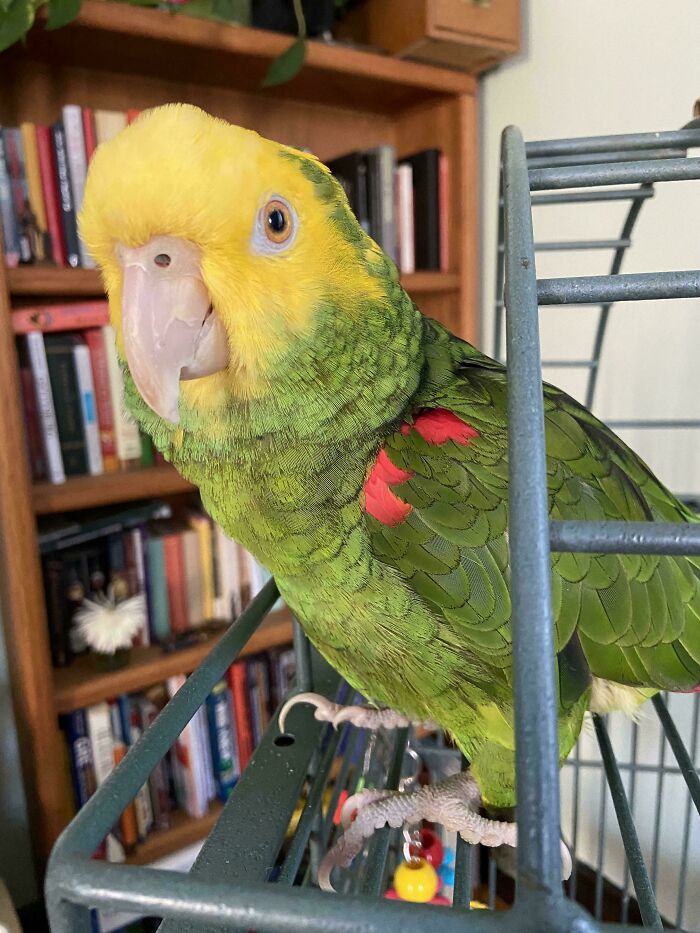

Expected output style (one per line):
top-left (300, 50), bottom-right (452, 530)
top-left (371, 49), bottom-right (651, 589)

top-left (60, 651), bottom-right (296, 861)
top-left (41, 499), bottom-right (281, 668)
top-left (0, 107), bottom-right (137, 269)
top-left (15, 301), bottom-right (152, 483)
top-left (327, 146), bottom-right (449, 274)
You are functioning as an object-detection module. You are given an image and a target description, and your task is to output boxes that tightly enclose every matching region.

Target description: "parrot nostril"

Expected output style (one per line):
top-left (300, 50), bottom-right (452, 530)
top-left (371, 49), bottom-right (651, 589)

top-left (154, 253), bottom-right (171, 268)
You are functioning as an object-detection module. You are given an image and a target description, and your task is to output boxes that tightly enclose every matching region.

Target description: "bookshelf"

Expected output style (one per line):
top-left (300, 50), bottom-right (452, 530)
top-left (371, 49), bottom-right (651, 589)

top-left (0, 2), bottom-right (478, 874)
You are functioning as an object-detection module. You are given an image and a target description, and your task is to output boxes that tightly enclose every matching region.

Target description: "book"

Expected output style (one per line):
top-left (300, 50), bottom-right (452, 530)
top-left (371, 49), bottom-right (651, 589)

top-left (162, 526), bottom-right (188, 633)
top-left (400, 149), bottom-right (441, 271)
top-left (4, 127), bottom-right (33, 263)
top-left (44, 333), bottom-right (89, 476)
top-left (272, 647), bottom-right (296, 711)
top-left (62, 105), bottom-right (94, 268)
top-left (52, 122), bottom-right (81, 268)
top-left (108, 700), bottom-right (139, 854)
top-left (145, 527), bottom-right (171, 642)
top-left (17, 339), bottom-right (46, 480)
top-left (228, 662), bottom-right (254, 770)
top-left (60, 709), bottom-right (98, 809)
top-left (326, 151), bottom-right (370, 234)
top-left (85, 701), bottom-right (125, 863)
top-left (20, 123), bottom-right (49, 262)
top-left (195, 706), bottom-right (216, 803)
top-left (72, 340), bottom-right (104, 476)
top-left (0, 129), bottom-right (20, 267)
top-left (365, 144), bottom-right (397, 261)
top-left (205, 681), bottom-right (239, 802)
top-left (84, 326), bottom-right (118, 471)
top-left (214, 524), bottom-right (242, 620)
top-left (103, 324), bottom-right (142, 464)
top-left (43, 555), bottom-right (70, 666)
top-left (12, 300), bottom-right (109, 335)
top-left (38, 499), bottom-right (170, 553)
top-left (125, 698), bottom-right (155, 840)
top-left (438, 153), bottom-right (449, 273)
top-left (189, 511), bottom-right (214, 622)
top-left (395, 163), bottom-right (415, 275)
top-left (24, 331), bottom-right (65, 484)
top-left (137, 692), bottom-right (172, 831)
top-left (166, 675), bottom-right (209, 819)
top-left (94, 110), bottom-right (127, 146)
top-left (36, 124), bottom-right (66, 266)
top-left (181, 526), bottom-right (204, 628)
top-left (82, 108), bottom-right (97, 163)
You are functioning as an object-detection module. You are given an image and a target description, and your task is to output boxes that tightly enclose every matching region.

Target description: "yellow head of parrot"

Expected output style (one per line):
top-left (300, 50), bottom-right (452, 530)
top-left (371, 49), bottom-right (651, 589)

top-left (79, 104), bottom-right (383, 424)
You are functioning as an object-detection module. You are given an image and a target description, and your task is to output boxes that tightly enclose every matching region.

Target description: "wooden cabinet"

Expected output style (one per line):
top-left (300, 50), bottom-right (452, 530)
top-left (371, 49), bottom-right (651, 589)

top-left (0, 1), bottom-right (478, 873)
top-left (338, 0), bottom-right (520, 73)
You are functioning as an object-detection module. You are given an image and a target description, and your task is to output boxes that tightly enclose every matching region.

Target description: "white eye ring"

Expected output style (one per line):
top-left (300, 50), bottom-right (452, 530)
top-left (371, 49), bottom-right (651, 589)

top-left (251, 195), bottom-right (298, 255)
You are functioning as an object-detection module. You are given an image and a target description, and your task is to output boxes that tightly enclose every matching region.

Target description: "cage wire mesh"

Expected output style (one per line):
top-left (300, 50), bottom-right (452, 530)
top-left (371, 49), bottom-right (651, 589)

top-left (46, 125), bottom-right (700, 933)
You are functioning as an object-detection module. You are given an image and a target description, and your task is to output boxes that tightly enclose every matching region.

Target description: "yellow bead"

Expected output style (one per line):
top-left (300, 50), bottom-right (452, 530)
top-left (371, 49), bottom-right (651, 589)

top-left (394, 858), bottom-right (439, 903)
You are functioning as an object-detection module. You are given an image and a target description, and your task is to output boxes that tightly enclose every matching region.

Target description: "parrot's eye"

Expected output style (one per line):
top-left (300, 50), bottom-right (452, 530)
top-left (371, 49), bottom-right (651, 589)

top-left (264, 199), bottom-right (292, 244)
top-left (154, 253), bottom-right (171, 268)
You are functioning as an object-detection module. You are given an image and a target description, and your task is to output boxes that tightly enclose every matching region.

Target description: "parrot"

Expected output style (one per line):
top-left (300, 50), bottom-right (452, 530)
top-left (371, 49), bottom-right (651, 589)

top-left (79, 104), bottom-right (700, 860)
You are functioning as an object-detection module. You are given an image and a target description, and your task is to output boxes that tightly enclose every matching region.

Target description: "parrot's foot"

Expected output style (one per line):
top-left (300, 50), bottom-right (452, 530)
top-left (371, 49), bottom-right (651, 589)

top-left (278, 692), bottom-right (436, 734)
top-left (317, 771), bottom-right (572, 893)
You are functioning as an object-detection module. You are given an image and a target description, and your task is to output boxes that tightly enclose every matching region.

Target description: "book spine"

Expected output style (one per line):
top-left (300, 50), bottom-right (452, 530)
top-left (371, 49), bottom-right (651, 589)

top-left (25, 332), bottom-right (65, 484)
top-left (378, 146), bottom-right (397, 262)
top-left (52, 123), bottom-right (80, 268)
top-left (44, 335), bottom-right (89, 475)
top-left (127, 701), bottom-right (155, 839)
top-left (18, 364), bottom-right (46, 480)
top-left (84, 327), bottom-right (118, 471)
top-left (247, 659), bottom-right (262, 746)
top-left (82, 108), bottom-right (97, 163)
top-left (167, 675), bottom-right (208, 819)
top-left (62, 105), bottom-right (94, 268)
top-left (20, 123), bottom-right (49, 262)
top-left (35, 125), bottom-right (67, 266)
top-left (108, 700), bottom-right (138, 854)
top-left (182, 528), bottom-right (204, 628)
top-left (12, 300), bottom-right (110, 335)
top-left (43, 555), bottom-right (69, 666)
top-left (395, 164), bottom-right (415, 275)
top-left (228, 661), bottom-right (254, 769)
top-left (194, 515), bottom-right (214, 621)
top-left (86, 702), bottom-right (125, 863)
top-left (163, 532), bottom-right (188, 633)
top-left (130, 526), bottom-right (150, 646)
top-left (138, 698), bottom-right (172, 830)
top-left (4, 127), bottom-right (33, 262)
top-left (146, 535), bottom-right (171, 642)
top-left (0, 129), bottom-right (20, 267)
top-left (438, 153), bottom-right (449, 273)
top-left (103, 324), bottom-right (142, 463)
top-left (72, 342), bottom-right (104, 476)
top-left (60, 709), bottom-right (98, 809)
top-left (195, 706), bottom-right (216, 802)
top-left (206, 682), bottom-right (239, 802)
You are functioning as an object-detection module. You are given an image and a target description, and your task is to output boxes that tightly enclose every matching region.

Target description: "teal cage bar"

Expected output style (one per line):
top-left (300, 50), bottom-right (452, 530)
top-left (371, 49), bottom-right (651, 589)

top-left (46, 124), bottom-right (700, 932)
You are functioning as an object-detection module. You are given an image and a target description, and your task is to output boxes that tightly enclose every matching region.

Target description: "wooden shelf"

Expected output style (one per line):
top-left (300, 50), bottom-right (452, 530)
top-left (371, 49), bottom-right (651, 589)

top-left (33, 465), bottom-right (195, 514)
top-left (7, 266), bottom-right (104, 297)
top-left (18, 2), bottom-right (474, 114)
top-left (9, 266), bottom-right (458, 299)
top-left (54, 609), bottom-right (294, 714)
top-left (126, 801), bottom-right (224, 866)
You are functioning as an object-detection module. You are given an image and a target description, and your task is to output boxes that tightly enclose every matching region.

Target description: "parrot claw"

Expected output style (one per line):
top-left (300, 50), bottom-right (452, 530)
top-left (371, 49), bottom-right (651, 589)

top-left (318, 771), bottom-right (572, 893)
top-left (278, 692), bottom-right (435, 734)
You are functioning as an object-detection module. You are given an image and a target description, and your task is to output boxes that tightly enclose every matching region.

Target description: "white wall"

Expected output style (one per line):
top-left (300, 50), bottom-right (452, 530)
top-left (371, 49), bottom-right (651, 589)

top-left (479, 2), bottom-right (700, 927)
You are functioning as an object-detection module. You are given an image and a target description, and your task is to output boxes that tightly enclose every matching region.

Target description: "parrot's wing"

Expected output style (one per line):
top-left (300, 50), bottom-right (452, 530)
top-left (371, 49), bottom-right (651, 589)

top-left (365, 325), bottom-right (700, 696)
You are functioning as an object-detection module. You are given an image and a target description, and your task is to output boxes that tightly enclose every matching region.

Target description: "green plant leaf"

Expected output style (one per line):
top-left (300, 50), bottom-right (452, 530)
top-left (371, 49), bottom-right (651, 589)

top-left (261, 36), bottom-right (306, 88)
top-left (46, 0), bottom-right (81, 30)
top-left (0, 0), bottom-right (34, 51)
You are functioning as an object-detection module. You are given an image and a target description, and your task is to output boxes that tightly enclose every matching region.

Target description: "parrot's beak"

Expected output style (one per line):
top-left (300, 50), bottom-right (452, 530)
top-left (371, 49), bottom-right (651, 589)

top-left (119, 237), bottom-right (229, 424)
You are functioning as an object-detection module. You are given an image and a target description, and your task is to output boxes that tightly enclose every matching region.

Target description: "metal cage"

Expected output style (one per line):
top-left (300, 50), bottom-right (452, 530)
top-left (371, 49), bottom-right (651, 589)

top-left (46, 125), bottom-right (700, 932)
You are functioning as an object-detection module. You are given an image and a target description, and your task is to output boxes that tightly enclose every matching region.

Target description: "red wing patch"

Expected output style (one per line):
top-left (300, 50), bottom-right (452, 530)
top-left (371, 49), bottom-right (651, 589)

top-left (402, 408), bottom-right (479, 445)
top-left (364, 449), bottom-right (414, 526)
